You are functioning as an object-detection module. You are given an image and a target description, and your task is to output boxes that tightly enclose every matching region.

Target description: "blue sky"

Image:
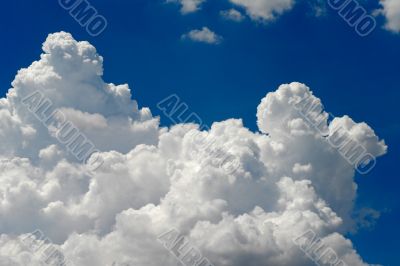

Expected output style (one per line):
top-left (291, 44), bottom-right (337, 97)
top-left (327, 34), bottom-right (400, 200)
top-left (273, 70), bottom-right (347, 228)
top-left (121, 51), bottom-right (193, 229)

top-left (0, 0), bottom-right (399, 265)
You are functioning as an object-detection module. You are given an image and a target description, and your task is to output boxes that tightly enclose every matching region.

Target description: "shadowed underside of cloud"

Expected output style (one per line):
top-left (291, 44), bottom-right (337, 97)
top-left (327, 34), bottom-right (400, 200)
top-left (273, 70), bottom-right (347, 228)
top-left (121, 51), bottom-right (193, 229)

top-left (0, 32), bottom-right (387, 266)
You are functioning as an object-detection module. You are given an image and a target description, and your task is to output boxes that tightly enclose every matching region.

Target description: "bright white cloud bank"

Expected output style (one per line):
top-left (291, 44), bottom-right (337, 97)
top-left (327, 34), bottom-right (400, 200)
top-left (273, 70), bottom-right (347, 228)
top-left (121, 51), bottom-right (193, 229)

top-left (0, 32), bottom-right (387, 266)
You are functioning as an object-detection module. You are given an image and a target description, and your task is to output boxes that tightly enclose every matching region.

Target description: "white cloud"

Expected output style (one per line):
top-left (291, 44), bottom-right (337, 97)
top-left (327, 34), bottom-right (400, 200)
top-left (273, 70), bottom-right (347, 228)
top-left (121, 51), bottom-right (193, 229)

top-left (182, 27), bottom-right (223, 44)
top-left (230, 0), bottom-right (295, 22)
top-left (168, 2), bottom-right (315, 39)
top-left (377, 0), bottom-right (400, 33)
top-left (0, 32), bottom-right (387, 266)
top-left (220, 8), bottom-right (245, 22)
top-left (167, 0), bottom-right (205, 14)
top-left (308, 0), bottom-right (327, 17)
top-left (168, 0), bottom-right (295, 21)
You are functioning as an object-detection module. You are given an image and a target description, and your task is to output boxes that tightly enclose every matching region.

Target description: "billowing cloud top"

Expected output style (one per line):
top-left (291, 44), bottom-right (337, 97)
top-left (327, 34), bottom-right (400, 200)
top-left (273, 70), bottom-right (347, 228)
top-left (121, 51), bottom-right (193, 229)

top-left (0, 32), bottom-right (387, 266)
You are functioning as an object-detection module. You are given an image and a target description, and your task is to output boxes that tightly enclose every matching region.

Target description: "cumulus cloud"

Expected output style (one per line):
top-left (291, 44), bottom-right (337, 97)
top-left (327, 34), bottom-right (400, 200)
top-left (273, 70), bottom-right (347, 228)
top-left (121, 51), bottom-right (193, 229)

top-left (308, 0), bottom-right (327, 17)
top-left (182, 27), bottom-right (223, 44)
top-left (167, 0), bottom-right (205, 14)
top-left (229, 0), bottom-right (295, 22)
top-left (0, 32), bottom-right (387, 266)
top-left (168, 0), bottom-right (295, 21)
top-left (376, 0), bottom-right (400, 33)
top-left (220, 9), bottom-right (245, 22)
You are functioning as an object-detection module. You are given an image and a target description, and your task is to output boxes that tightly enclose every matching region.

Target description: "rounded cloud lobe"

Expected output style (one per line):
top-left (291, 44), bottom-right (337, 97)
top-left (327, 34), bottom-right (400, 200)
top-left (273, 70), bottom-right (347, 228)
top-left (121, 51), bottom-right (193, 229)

top-left (0, 32), bottom-right (387, 266)
top-left (377, 0), bottom-right (400, 32)
top-left (230, 0), bottom-right (295, 22)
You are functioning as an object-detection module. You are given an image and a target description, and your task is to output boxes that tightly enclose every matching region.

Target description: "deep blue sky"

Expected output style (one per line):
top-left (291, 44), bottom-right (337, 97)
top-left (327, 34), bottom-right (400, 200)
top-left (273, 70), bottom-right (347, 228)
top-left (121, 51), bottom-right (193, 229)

top-left (0, 0), bottom-right (398, 265)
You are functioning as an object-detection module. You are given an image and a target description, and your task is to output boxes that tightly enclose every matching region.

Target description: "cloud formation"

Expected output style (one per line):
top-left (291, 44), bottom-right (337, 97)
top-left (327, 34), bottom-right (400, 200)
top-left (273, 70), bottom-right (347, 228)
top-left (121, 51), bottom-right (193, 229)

top-left (377, 0), bottom-right (400, 32)
top-left (167, 0), bottom-right (205, 14)
top-left (182, 27), bottom-right (223, 44)
top-left (168, 0), bottom-right (398, 36)
top-left (0, 32), bottom-right (387, 266)
top-left (168, 0), bottom-right (295, 22)
top-left (230, 0), bottom-right (295, 22)
top-left (220, 9), bottom-right (245, 22)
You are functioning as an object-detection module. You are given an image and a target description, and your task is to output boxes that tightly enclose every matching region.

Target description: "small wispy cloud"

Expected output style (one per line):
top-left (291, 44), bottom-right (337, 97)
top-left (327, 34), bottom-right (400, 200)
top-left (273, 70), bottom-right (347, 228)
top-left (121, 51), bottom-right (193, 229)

top-left (375, 0), bottom-right (400, 33)
top-left (167, 0), bottom-right (205, 14)
top-left (230, 0), bottom-right (295, 22)
top-left (182, 27), bottom-right (223, 44)
top-left (220, 8), bottom-right (245, 22)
